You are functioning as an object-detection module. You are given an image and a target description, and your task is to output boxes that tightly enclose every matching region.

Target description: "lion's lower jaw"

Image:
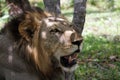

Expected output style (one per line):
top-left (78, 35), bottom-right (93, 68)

top-left (61, 64), bottom-right (78, 72)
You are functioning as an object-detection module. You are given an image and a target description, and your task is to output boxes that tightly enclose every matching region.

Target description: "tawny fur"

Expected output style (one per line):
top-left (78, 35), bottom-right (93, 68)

top-left (0, 7), bottom-right (82, 80)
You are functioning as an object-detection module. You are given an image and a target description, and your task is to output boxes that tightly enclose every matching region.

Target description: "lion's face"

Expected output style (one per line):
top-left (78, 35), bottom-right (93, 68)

top-left (18, 12), bottom-right (83, 74)
top-left (39, 16), bottom-right (83, 72)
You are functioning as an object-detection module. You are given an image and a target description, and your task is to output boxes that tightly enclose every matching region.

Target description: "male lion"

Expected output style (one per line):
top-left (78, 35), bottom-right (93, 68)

top-left (0, 8), bottom-right (83, 80)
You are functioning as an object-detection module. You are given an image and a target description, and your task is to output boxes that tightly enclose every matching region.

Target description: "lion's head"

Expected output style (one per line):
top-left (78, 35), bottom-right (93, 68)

top-left (17, 12), bottom-right (83, 76)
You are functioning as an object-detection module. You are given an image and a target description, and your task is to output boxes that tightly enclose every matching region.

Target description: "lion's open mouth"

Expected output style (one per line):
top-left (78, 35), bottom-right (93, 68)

top-left (60, 49), bottom-right (80, 67)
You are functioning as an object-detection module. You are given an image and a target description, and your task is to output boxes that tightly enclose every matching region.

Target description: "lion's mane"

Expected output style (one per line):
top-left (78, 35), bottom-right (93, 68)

top-left (1, 8), bottom-right (63, 79)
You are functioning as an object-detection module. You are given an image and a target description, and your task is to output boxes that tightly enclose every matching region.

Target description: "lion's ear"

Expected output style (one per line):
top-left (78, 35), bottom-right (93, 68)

top-left (25, 12), bottom-right (40, 24)
top-left (18, 12), bottom-right (41, 42)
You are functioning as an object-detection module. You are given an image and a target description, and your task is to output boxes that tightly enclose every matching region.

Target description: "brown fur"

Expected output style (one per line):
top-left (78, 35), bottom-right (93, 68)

top-left (17, 11), bottom-right (54, 76)
top-left (0, 8), bottom-right (82, 80)
top-left (18, 10), bottom-right (50, 42)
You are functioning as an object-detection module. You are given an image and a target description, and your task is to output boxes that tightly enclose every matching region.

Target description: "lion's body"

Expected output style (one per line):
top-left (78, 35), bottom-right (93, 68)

top-left (0, 8), bottom-right (82, 80)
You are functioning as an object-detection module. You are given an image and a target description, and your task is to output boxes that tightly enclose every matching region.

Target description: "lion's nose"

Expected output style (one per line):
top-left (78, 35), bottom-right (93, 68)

top-left (72, 40), bottom-right (82, 46)
top-left (60, 30), bottom-right (83, 47)
top-left (70, 33), bottom-right (83, 46)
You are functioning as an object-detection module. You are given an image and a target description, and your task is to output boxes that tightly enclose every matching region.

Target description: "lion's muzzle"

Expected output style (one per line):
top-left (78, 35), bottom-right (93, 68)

top-left (59, 30), bottom-right (83, 72)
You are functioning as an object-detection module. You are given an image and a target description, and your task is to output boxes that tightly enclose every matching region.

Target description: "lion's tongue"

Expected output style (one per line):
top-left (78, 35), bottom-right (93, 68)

top-left (65, 53), bottom-right (78, 64)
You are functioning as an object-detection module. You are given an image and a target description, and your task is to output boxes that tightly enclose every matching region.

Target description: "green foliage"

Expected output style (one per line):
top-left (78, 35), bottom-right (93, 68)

top-left (61, 0), bottom-right (73, 9)
top-left (30, 0), bottom-right (44, 9)
top-left (73, 6), bottom-right (120, 80)
top-left (0, 0), bottom-right (6, 16)
top-left (75, 35), bottom-right (120, 80)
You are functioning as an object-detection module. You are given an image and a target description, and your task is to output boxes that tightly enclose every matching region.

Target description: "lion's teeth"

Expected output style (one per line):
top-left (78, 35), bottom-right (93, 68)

top-left (68, 56), bottom-right (72, 63)
top-left (68, 56), bottom-right (77, 63)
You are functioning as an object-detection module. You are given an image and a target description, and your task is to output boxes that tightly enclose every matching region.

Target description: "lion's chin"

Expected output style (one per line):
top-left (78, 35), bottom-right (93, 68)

top-left (60, 49), bottom-right (80, 72)
top-left (61, 63), bottom-right (78, 72)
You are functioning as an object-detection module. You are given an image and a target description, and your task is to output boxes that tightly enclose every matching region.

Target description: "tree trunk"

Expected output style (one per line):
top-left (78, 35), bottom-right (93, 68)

top-left (72, 0), bottom-right (87, 34)
top-left (43, 0), bottom-right (61, 15)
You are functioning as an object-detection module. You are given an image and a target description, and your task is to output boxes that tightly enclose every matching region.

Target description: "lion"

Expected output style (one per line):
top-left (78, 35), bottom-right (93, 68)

top-left (0, 8), bottom-right (83, 80)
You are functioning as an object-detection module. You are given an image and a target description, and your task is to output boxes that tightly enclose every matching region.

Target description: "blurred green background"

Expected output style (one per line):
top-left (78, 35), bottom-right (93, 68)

top-left (0, 0), bottom-right (120, 80)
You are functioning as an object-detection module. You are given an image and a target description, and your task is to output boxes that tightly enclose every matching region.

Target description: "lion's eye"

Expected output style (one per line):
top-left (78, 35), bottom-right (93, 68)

top-left (50, 28), bottom-right (63, 34)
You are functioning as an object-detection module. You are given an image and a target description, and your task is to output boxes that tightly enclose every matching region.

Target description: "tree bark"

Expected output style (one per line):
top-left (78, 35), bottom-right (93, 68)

top-left (72, 0), bottom-right (87, 34)
top-left (43, 0), bottom-right (61, 15)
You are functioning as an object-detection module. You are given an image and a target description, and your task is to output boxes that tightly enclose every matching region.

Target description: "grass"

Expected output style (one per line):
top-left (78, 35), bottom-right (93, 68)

top-left (75, 35), bottom-right (120, 80)
top-left (0, 2), bottom-right (120, 80)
